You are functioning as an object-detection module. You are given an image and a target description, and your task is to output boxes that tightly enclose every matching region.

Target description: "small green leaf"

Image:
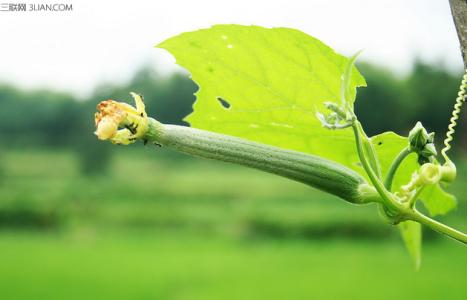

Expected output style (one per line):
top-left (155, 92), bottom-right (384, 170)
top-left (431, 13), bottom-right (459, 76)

top-left (419, 184), bottom-right (456, 216)
top-left (398, 220), bottom-right (422, 270)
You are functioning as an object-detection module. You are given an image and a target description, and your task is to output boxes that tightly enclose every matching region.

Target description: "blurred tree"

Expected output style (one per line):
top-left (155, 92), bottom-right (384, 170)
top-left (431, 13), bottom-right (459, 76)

top-left (403, 62), bottom-right (463, 149)
top-left (356, 61), bottom-right (464, 154)
top-left (71, 101), bottom-right (114, 176)
top-left (0, 85), bottom-right (77, 146)
top-left (0, 62), bottom-right (463, 166)
top-left (0, 148), bottom-right (4, 185)
top-left (355, 63), bottom-right (406, 136)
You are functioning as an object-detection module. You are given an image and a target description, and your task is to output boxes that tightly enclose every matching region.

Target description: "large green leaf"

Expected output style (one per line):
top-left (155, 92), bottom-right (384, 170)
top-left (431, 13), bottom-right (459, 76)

top-left (158, 25), bottom-right (366, 169)
top-left (157, 24), bottom-right (456, 217)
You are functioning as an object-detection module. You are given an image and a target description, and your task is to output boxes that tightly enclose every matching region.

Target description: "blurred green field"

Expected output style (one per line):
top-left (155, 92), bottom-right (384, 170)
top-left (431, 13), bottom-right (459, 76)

top-left (0, 149), bottom-right (466, 299)
top-left (1, 148), bottom-right (466, 235)
top-left (0, 149), bottom-right (391, 236)
top-left (0, 231), bottom-right (466, 300)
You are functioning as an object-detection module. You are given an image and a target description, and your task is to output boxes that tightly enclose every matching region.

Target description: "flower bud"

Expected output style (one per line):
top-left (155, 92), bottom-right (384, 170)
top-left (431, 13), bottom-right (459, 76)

top-left (408, 122), bottom-right (429, 152)
top-left (420, 142), bottom-right (437, 158)
top-left (408, 122), bottom-right (438, 165)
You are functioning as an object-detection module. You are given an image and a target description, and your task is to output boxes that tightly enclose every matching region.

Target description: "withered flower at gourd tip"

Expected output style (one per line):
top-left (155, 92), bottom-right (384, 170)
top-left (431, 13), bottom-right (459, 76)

top-left (94, 92), bottom-right (149, 145)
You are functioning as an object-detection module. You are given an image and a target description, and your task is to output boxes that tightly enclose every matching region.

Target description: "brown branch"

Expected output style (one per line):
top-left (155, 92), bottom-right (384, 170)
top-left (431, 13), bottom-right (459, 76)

top-left (449, 0), bottom-right (467, 68)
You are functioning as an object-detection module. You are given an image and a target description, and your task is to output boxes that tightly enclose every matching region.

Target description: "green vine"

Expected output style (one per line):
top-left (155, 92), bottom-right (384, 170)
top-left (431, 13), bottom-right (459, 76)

top-left (384, 147), bottom-right (412, 191)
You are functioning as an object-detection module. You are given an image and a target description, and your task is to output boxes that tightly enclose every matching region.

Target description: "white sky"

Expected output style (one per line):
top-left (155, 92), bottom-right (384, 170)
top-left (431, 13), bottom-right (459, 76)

top-left (0, 0), bottom-right (463, 98)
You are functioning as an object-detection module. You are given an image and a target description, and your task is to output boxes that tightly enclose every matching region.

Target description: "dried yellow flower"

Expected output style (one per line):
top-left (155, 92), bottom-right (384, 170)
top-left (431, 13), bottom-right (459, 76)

top-left (94, 92), bottom-right (148, 145)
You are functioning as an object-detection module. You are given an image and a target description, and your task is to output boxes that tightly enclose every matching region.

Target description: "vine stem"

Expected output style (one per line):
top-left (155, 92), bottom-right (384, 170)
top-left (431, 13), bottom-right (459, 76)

top-left (409, 209), bottom-right (467, 244)
top-left (351, 121), bottom-right (400, 213)
top-left (408, 185), bottom-right (424, 208)
top-left (384, 147), bottom-right (412, 191)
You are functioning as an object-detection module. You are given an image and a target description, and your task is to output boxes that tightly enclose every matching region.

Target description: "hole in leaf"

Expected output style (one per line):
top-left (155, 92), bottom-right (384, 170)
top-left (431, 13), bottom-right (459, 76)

top-left (217, 97), bottom-right (231, 109)
top-left (378, 141), bottom-right (383, 145)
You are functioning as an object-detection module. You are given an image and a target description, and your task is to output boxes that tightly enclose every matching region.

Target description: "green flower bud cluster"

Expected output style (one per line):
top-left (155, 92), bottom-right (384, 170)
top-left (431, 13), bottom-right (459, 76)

top-left (408, 122), bottom-right (437, 165)
top-left (316, 102), bottom-right (354, 130)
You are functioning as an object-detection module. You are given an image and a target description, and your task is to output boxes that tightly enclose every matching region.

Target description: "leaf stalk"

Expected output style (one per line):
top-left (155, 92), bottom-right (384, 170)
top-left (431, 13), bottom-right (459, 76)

top-left (409, 209), bottom-right (467, 244)
top-left (384, 147), bottom-right (412, 191)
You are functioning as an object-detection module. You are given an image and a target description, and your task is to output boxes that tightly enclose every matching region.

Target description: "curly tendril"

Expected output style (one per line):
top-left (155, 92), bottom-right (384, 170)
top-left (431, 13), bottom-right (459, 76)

top-left (441, 69), bottom-right (467, 162)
